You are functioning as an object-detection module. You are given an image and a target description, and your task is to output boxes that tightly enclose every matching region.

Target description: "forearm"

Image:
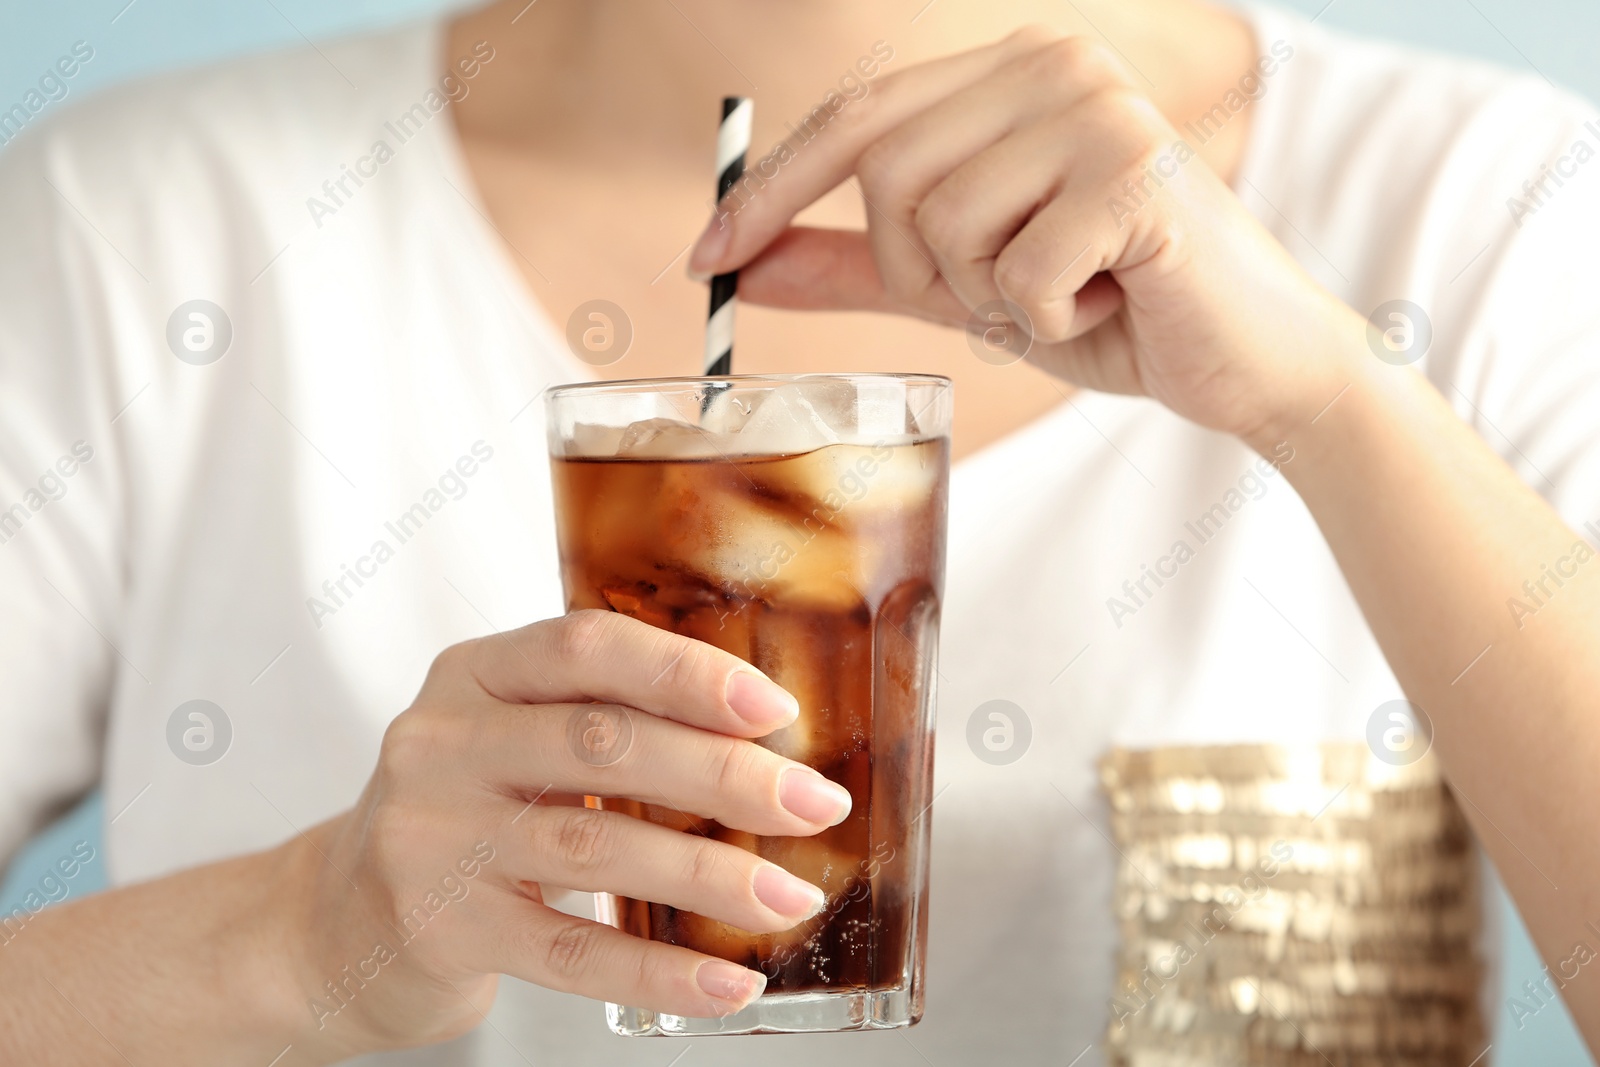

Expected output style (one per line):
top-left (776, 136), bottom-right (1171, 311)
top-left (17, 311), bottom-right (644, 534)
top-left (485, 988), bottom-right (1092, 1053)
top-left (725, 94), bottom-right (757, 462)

top-left (0, 830), bottom-right (343, 1065)
top-left (1266, 338), bottom-right (1600, 1040)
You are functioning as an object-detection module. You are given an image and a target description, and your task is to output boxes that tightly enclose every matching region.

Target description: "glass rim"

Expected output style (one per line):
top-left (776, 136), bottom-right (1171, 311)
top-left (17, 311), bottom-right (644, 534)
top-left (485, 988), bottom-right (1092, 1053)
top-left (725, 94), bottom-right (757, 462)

top-left (545, 372), bottom-right (952, 403)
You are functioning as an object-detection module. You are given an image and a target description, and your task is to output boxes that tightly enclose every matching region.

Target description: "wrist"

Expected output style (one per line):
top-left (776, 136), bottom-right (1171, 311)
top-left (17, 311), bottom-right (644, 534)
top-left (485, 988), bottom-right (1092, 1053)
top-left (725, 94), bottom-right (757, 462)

top-left (1266, 349), bottom-right (1448, 509)
top-left (1237, 297), bottom-right (1375, 461)
top-left (247, 818), bottom-right (365, 1065)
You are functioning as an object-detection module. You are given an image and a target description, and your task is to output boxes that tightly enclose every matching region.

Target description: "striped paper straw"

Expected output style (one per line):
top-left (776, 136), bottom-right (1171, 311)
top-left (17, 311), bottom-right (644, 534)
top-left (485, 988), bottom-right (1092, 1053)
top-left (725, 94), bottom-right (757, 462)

top-left (704, 96), bottom-right (752, 377)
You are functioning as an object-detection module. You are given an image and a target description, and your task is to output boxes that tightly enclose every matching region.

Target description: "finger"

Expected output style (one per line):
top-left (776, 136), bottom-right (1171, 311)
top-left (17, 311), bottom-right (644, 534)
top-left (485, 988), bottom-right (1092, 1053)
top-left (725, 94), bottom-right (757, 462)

top-left (1027, 299), bottom-right (1147, 397)
top-left (734, 224), bottom-right (1129, 379)
top-left (689, 27), bottom-right (1061, 276)
top-left (503, 805), bottom-right (824, 933)
top-left (475, 700), bottom-right (854, 836)
top-left (461, 610), bottom-right (798, 737)
top-left (857, 37), bottom-right (1132, 310)
top-left (1056, 272), bottom-right (1128, 343)
top-left (911, 116), bottom-right (1090, 317)
top-left (736, 225), bottom-right (1131, 389)
top-left (853, 74), bottom-right (1021, 310)
top-left (479, 897), bottom-right (768, 1019)
top-left (738, 227), bottom-right (970, 324)
top-left (991, 89), bottom-right (1169, 339)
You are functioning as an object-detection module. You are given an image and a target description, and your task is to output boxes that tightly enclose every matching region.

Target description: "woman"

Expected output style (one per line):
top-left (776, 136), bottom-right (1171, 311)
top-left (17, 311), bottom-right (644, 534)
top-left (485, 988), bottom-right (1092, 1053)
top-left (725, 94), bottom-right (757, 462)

top-left (1, 0), bottom-right (1596, 1062)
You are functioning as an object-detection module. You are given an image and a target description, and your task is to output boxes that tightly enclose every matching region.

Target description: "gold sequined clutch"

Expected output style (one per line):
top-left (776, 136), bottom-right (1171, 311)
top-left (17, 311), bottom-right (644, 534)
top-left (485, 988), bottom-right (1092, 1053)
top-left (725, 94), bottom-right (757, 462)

top-left (1099, 743), bottom-right (1485, 1067)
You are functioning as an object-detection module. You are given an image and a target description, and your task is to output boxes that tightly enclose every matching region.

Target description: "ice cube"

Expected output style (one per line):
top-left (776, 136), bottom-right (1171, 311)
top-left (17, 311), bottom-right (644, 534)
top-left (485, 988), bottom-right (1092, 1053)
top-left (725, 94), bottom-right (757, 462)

top-left (565, 421), bottom-right (625, 458)
top-left (751, 611), bottom-right (847, 767)
top-left (673, 910), bottom-right (761, 962)
top-left (851, 440), bottom-right (942, 514)
top-left (615, 417), bottom-right (724, 460)
top-left (675, 829), bottom-right (812, 959)
top-left (696, 385), bottom-right (748, 436)
top-left (671, 601), bottom-right (753, 663)
top-left (853, 378), bottom-right (908, 438)
top-left (675, 833), bottom-right (863, 960)
top-left (762, 836), bottom-right (864, 901)
top-left (694, 497), bottom-right (864, 610)
top-left (761, 836), bottom-right (869, 953)
top-left (748, 443), bottom-right (941, 524)
top-left (735, 385), bottom-right (841, 457)
top-left (722, 830), bottom-right (868, 910)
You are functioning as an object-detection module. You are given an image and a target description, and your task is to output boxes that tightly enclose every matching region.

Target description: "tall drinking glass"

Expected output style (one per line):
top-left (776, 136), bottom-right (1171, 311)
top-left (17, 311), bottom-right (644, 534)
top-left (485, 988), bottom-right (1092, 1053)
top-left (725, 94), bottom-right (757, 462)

top-left (545, 374), bottom-right (950, 1036)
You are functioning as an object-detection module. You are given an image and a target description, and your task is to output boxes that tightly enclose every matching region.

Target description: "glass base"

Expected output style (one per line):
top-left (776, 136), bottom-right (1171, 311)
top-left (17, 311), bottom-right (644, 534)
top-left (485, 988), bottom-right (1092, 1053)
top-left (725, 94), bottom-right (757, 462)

top-left (607, 985), bottom-right (920, 1036)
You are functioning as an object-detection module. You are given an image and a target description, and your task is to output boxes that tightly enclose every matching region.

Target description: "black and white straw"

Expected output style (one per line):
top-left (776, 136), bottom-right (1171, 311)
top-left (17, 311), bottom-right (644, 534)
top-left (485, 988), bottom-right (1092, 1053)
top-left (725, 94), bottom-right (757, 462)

top-left (704, 96), bottom-right (752, 376)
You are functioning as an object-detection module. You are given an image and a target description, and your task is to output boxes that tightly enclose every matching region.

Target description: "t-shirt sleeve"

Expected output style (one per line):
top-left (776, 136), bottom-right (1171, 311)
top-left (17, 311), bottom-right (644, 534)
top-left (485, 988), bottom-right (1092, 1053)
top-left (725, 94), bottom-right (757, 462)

top-left (1429, 92), bottom-right (1600, 533)
top-left (0, 133), bottom-right (127, 870)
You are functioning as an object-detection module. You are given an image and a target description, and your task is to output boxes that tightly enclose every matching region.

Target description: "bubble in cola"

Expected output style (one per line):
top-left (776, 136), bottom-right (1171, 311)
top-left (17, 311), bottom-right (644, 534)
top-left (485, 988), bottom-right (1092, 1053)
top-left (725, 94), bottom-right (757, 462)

top-left (550, 383), bottom-right (947, 996)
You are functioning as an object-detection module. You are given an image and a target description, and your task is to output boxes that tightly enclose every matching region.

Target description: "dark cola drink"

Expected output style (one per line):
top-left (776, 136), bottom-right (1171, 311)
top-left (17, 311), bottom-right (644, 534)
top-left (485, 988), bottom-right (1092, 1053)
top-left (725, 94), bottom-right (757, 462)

top-left (546, 376), bottom-right (950, 1035)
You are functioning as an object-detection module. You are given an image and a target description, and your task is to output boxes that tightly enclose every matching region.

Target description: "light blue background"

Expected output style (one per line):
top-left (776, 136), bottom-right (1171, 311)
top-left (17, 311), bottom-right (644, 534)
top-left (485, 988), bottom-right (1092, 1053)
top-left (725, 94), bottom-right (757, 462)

top-left (2, 1), bottom-right (1595, 1064)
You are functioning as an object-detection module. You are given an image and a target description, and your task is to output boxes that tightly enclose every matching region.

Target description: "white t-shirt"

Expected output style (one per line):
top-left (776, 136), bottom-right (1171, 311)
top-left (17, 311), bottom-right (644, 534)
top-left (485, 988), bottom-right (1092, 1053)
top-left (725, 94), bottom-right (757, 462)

top-left (2, 5), bottom-right (1598, 1064)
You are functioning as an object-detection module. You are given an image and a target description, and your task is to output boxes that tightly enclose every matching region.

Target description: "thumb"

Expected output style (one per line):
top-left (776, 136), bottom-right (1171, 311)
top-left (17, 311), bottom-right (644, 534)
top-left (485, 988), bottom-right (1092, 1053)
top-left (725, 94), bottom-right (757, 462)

top-left (734, 227), bottom-right (970, 325)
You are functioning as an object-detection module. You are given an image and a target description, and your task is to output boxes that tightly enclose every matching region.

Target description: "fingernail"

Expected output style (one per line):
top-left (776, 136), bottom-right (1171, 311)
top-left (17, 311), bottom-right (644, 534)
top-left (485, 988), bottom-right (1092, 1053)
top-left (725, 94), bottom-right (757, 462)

top-left (778, 768), bottom-right (853, 826)
top-left (753, 864), bottom-right (826, 922)
top-left (696, 959), bottom-right (766, 1008)
top-left (688, 213), bottom-right (732, 277)
top-left (726, 671), bottom-right (799, 728)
